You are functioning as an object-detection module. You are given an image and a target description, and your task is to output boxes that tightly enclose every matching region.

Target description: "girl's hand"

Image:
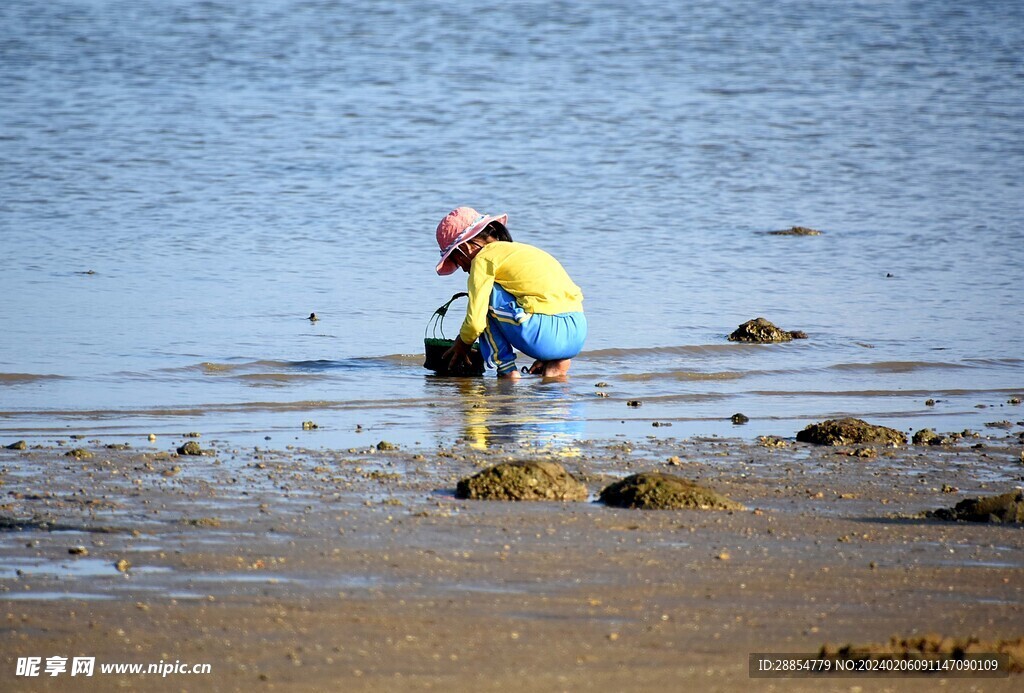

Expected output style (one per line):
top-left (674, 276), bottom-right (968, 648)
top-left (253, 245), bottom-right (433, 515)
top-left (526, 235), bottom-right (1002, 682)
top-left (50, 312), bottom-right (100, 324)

top-left (443, 338), bottom-right (473, 369)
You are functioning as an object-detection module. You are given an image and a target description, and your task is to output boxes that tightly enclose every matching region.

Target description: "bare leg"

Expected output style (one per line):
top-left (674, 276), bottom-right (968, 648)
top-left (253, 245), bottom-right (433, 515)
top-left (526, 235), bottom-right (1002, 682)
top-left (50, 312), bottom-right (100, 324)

top-left (541, 359), bottom-right (572, 378)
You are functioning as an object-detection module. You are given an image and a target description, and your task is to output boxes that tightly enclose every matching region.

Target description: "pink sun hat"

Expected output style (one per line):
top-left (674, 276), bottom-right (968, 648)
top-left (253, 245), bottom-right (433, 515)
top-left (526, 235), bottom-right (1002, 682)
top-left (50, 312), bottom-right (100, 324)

top-left (434, 206), bottom-right (509, 275)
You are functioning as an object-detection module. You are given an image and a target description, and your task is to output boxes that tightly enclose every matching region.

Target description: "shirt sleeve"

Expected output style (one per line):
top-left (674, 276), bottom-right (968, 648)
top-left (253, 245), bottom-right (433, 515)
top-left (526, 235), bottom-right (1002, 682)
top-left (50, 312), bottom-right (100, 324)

top-left (459, 255), bottom-right (496, 344)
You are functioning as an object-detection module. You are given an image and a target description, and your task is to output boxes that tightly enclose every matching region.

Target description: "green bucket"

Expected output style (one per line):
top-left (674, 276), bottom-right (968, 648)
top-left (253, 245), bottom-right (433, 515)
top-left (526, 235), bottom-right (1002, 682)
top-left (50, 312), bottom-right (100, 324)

top-left (423, 294), bottom-right (485, 377)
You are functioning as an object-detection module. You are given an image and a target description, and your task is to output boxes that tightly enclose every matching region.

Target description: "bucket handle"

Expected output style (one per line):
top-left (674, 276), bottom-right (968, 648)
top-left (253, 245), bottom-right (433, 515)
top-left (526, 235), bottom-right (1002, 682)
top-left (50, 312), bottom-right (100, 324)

top-left (425, 292), bottom-right (468, 340)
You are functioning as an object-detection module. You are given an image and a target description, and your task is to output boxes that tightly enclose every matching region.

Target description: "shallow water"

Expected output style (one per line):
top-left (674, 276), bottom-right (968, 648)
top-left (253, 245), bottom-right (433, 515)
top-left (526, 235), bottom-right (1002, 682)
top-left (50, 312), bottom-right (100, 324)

top-left (2, 0), bottom-right (1022, 450)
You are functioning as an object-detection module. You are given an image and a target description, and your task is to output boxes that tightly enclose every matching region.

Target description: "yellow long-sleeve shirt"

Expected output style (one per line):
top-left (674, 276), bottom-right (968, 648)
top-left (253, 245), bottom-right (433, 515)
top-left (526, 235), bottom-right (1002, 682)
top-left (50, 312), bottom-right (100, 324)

top-left (459, 241), bottom-right (584, 345)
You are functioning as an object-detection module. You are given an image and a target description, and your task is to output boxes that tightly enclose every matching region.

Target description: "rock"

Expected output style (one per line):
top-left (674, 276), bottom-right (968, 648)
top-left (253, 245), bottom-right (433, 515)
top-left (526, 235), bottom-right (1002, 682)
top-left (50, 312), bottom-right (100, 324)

top-left (115, 559), bottom-right (132, 573)
top-left (181, 517), bottom-right (222, 527)
top-left (68, 546), bottom-right (89, 556)
top-left (64, 448), bottom-right (94, 459)
top-left (456, 461), bottom-right (587, 501)
top-left (985, 420), bottom-right (1013, 430)
top-left (302, 421), bottom-right (319, 430)
top-left (820, 636), bottom-right (1024, 673)
top-left (730, 413), bottom-right (749, 425)
top-left (836, 447), bottom-right (877, 459)
top-left (796, 418), bottom-right (906, 447)
top-left (925, 399), bottom-right (936, 406)
top-left (758, 436), bottom-right (788, 448)
top-left (769, 226), bottom-right (823, 236)
top-left (728, 317), bottom-right (807, 343)
top-left (930, 490), bottom-right (1024, 524)
top-left (912, 428), bottom-right (940, 445)
top-left (376, 440), bottom-right (397, 451)
top-left (599, 472), bottom-right (744, 511)
top-left (626, 400), bottom-right (642, 408)
top-left (176, 442), bottom-right (204, 456)
top-left (5, 440), bottom-right (27, 450)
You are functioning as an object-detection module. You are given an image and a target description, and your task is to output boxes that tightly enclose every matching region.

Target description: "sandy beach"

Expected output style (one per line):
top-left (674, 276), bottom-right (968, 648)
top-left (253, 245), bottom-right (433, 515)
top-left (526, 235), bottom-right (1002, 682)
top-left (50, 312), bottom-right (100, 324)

top-left (2, 422), bottom-right (1022, 691)
top-left (4, 0), bottom-right (1024, 690)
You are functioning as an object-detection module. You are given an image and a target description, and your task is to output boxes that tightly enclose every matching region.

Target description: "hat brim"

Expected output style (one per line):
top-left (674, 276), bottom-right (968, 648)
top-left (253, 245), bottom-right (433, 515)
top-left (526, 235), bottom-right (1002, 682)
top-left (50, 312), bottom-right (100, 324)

top-left (435, 212), bottom-right (508, 275)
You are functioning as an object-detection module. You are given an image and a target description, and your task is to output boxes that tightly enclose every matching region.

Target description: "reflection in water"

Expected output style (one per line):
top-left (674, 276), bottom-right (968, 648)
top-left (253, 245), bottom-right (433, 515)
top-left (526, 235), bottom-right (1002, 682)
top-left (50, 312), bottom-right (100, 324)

top-left (424, 376), bottom-right (588, 451)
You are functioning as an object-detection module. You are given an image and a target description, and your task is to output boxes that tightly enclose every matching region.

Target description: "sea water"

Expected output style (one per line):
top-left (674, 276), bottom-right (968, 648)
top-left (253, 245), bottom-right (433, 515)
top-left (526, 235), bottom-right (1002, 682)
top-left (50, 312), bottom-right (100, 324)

top-left (2, 0), bottom-right (1022, 449)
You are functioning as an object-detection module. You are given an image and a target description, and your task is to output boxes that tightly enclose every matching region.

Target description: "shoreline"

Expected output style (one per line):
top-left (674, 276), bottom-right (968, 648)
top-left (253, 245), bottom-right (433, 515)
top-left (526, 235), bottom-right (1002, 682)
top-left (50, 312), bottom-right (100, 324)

top-left (2, 427), bottom-right (1022, 690)
top-left (1, 382), bottom-right (1021, 455)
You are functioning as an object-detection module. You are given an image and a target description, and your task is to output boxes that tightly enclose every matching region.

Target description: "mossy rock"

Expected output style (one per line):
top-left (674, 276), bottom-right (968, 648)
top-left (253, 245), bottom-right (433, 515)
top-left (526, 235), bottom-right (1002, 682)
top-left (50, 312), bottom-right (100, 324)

top-left (769, 226), bottom-right (823, 236)
top-left (176, 441), bottom-right (204, 456)
top-left (599, 472), bottom-right (744, 511)
top-left (796, 418), bottom-right (906, 447)
top-left (930, 490), bottom-right (1024, 524)
top-left (64, 448), bottom-right (94, 459)
top-left (912, 428), bottom-right (940, 445)
top-left (728, 317), bottom-right (807, 343)
top-left (821, 635), bottom-right (1024, 673)
top-left (456, 461), bottom-right (587, 501)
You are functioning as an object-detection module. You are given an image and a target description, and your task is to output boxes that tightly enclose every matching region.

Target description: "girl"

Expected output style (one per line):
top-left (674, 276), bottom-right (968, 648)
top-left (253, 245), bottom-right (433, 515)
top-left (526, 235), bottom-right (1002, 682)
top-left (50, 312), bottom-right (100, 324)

top-left (435, 206), bottom-right (586, 380)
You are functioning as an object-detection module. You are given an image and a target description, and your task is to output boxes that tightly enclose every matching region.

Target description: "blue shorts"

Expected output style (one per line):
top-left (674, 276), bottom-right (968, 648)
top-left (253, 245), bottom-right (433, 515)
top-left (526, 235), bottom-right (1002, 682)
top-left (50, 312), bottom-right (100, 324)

top-left (477, 284), bottom-right (587, 376)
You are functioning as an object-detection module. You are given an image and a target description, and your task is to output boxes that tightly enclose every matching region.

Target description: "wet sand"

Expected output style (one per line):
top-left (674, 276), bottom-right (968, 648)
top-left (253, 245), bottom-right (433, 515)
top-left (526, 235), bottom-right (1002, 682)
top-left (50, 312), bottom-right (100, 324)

top-left (2, 427), bottom-right (1023, 691)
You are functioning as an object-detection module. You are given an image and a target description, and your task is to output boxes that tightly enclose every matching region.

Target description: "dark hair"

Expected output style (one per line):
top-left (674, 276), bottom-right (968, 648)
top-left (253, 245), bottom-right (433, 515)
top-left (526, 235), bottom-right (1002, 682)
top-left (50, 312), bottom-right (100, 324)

top-left (479, 221), bottom-right (513, 242)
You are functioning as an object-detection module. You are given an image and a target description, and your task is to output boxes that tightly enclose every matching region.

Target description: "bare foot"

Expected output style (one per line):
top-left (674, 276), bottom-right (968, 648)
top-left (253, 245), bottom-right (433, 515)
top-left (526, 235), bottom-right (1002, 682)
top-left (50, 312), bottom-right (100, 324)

top-left (498, 369), bottom-right (521, 381)
top-left (541, 359), bottom-right (571, 378)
